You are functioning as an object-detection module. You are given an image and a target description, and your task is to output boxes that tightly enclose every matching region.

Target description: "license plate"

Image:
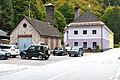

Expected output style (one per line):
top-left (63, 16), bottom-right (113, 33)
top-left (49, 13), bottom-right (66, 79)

top-left (71, 54), bottom-right (74, 56)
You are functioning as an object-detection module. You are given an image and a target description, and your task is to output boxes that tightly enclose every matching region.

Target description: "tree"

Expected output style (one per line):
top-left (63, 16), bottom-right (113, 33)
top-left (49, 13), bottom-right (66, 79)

top-left (54, 9), bottom-right (66, 33)
top-left (12, 0), bottom-right (45, 23)
top-left (58, 1), bottom-right (74, 23)
top-left (0, 0), bottom-right (14, 32)
top-left (101, 6), bottom-right (120, 44)
top-left (97, 0), bottom-right (120, 7)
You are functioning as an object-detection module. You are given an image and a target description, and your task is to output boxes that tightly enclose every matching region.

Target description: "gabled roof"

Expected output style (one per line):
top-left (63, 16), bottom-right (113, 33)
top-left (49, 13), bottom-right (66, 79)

top-left (10, 15), bottom-right (61, 37)
top-left (25, 16), bottom-right (61, 37)
top-left (73, 10), bottom-right (99, 23)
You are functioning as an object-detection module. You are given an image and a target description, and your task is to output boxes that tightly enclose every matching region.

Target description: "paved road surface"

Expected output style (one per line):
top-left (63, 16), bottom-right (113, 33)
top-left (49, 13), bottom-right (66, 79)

top-left (0, 49), bottom-right (120, 80)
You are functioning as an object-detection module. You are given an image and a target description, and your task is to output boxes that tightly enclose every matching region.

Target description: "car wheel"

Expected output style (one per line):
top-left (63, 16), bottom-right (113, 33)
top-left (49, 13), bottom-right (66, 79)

top-left (61, 52), bottom-right (63, 56)
top-left (69, 54), bottom-right (71, 57)
top-left (44, 57), bottom-right (49, 60)
top-left (38, 55), bottom-right (43, 60)
top-left (53, 53), bottom-right (55, 55)
top-left (53, 51), bottom-right (55, 55)
top-left (20, 54), bottom-right (26, 59)
top-left (81, 53), bottom-right (83, 56)
top-left (4, 57), bottom-right (8, 60)
top-left (28, 57), bottom-right (32, 59)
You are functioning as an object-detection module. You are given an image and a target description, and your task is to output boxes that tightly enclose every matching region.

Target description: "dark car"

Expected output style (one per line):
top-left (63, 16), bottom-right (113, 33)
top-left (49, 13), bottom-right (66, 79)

top-left (68, 46), bottom-right (84, 57)
top-left (20, 45), bottom-right (50, 60)
top-left (0, 49), bottom-right (10, 60)
top-left (53, 47), bottom-right (66, 56)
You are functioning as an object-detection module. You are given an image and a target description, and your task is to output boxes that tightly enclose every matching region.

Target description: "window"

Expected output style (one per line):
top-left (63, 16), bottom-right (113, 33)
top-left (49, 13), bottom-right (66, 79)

top-left (83, 42), bottom-right (87, 48)
top-left (28, 46), bottom-right (35, 50)
top-left (83, 30), bottom-right (87, 34)
top-left (23, 23), bottom-right (27, 28)
top-left (92, 30), bottom-right (97, 34)
top-left (93, 42), bottom-right (97, 49)
top-left (74, 42), bottom-right (78, 46)
top-left (74, 30), bottom-right (78, 35)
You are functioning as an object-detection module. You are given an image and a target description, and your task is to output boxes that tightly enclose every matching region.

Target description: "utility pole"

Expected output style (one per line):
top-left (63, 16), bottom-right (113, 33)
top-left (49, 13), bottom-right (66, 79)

top-left (28, 0), bottom-right (30, 18)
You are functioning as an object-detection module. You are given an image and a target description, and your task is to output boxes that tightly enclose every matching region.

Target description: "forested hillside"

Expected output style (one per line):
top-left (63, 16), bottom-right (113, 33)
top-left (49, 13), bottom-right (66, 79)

top-left (0, 0), bottom-right (120, 43)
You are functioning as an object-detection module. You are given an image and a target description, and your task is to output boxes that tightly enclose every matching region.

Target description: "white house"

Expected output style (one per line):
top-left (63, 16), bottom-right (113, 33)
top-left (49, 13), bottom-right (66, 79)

top-left (64, 9), bottom-right (114, 51)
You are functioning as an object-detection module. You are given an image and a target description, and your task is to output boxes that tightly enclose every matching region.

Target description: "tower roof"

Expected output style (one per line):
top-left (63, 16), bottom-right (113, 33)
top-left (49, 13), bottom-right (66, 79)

top-left (45, 3), bottom-right (54, 7)
top-left (73, 10), bottom-right (99, 23)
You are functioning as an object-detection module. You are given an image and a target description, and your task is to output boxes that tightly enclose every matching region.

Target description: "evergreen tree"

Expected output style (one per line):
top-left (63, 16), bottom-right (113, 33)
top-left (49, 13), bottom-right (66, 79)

top-left (54, 9), bottom-right (66, 33)
top-left (58, 1), bottom-right (74, 23)
top-left (0, 0), bottom-right (14, 32)
top-left (101, 6), bottom-right (120, 43)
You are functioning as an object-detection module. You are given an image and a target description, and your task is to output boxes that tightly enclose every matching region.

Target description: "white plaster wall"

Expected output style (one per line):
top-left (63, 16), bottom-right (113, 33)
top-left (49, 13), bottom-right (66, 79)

top-left (68, 25), bottom-right (102, 40)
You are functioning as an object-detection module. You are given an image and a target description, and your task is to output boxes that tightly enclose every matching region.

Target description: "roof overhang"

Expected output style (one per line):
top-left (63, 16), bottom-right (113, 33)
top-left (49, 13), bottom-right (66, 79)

top-left (68, 21), bottom-right (105, 26)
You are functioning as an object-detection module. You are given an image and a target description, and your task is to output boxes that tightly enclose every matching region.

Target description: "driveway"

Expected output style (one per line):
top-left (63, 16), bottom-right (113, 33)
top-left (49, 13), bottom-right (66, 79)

top-left (0, 53), bottom-right (92, 66)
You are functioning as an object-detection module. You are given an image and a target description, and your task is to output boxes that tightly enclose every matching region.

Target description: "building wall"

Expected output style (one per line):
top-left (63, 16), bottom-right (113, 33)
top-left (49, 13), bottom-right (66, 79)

top-left (64, 25), bottom-right (113, 50)
top-left (102, 25), bottom-right (114, 49)
top-left (10, 18), bottom-right (41, 45)
top-left (68, 26), bottom-right (101, 38)
top-left (69, 38), bottom-right (101, 49)
top-left (110, 32), bottom-right (114, 48)
top-left (64, 25), bottom-right (102, 48)
top-left (42, 36), bottom-right (61, 50)
top-left (10, 17), bottom-right (62, 51)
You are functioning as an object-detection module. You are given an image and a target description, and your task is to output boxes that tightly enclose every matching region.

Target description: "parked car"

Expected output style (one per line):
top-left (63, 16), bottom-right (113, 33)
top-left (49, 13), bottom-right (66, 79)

top-left (68, 46), bottom-right (84, 57)
top-left (0, 49), bottom-right (10, 59)
top-left (65, 47), bottom-right (71, 53)
top-left (20, 45), bottom-right (50, 60)
top-left (0, 44), bottom-right (20, 58)
top-left (53, 47), bottom-right (66, 56)
top-left (40, 43), bottom-right (51, 54)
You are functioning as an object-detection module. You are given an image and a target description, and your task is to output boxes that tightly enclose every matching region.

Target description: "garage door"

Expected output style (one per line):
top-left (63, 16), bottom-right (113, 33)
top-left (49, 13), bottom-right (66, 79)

top-left (18, 37), bottom-right (32, 51)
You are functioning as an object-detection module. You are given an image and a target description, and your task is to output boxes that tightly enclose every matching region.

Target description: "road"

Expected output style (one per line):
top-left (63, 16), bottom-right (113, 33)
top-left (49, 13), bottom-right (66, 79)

top-left (0, 48), bottom-right (120, 80)
top-left (0, 53), bottom-right (91, 66)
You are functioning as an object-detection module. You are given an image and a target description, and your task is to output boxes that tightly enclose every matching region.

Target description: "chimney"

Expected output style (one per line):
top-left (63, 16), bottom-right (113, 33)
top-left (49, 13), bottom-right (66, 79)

top-left (74, 6), bottom-right (80, 20)
top-left (45, 3), bottom-right (54, 27)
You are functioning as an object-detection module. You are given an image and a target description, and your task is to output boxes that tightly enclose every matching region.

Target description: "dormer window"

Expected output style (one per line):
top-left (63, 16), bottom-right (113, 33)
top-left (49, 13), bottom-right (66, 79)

top-left (23, 23), bottom-right (27, 28)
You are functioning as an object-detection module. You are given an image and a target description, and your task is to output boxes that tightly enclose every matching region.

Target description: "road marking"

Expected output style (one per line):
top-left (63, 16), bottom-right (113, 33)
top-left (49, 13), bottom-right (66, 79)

top-left (48, 67), bottom-right (79, 80)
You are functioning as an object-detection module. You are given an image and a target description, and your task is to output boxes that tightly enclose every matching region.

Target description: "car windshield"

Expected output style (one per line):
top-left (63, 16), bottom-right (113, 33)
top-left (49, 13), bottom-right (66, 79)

top-left (59, 48), bottom-right (62, 50)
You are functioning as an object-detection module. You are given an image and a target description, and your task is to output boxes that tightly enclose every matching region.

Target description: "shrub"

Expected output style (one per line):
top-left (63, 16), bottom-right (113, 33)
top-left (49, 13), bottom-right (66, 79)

top-left (114, 44), bottom-right (120, 48)
top-left (87, 47), bottom-right (92, 52)
top-left (96, 45), bottom-right (100, 52)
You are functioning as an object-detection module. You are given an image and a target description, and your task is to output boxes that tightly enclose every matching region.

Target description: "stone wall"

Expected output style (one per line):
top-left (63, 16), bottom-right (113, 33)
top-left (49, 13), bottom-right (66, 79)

top-left (10, 17), bottom-right (61, 50)
top-left (10, 18), bottom-right (41, 45)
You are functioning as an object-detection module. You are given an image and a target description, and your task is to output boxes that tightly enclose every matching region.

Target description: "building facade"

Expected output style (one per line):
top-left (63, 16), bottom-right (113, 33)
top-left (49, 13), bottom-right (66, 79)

top-left (10, 3), bottom-right (61, 51)
top-left (64, 10), bottom-right (114, 51)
